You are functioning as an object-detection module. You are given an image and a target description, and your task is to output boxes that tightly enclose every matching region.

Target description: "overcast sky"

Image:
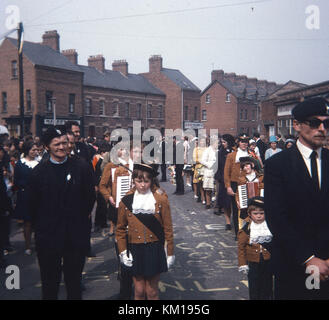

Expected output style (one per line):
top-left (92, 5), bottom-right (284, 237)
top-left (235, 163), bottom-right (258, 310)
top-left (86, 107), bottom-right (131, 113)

top-left (1, 0), bottom-right (328, 90)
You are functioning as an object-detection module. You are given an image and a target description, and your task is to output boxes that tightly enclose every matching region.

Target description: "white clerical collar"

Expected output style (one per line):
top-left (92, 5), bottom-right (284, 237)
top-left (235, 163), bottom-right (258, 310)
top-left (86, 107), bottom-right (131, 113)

top-left (296, 139), bottom-right (322, 160)
top-left (50, 156), bottom-right (68, 165)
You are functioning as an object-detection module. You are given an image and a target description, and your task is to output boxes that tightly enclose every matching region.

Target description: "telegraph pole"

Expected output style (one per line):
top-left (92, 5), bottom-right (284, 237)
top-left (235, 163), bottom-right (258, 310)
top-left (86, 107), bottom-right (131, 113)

top-left (17, 22), bottom-right (25, 137)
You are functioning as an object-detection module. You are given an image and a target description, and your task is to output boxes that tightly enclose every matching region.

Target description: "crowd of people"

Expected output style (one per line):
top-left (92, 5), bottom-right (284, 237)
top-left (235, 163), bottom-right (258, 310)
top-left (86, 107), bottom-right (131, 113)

top-left (0, 97), bottom-right (329, 300)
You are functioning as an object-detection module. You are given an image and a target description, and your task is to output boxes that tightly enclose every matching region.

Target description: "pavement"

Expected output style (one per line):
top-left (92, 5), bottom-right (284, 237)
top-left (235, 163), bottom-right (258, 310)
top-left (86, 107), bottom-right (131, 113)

top-left (0, 178), bottom-right (249, 300)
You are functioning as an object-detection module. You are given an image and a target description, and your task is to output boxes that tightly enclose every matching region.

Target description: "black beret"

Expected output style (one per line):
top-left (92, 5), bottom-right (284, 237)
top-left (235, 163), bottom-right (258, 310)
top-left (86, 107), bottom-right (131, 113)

top-left (248, 196), bottom-right (265, 209)
top-left (42, 126), bottom-right (66, 146)
top-left (133, 163), bottom-right (159, 177)
top-left (292, 97), bottom-right (329, 121)
top-left (238, 133), bottom-right (249, 142)
top-left (239, 156), bottom-right (257, 168)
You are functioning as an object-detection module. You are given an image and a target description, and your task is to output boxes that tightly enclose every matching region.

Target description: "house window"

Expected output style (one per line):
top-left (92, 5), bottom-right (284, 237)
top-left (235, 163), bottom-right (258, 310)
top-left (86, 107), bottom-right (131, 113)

top-left (45, 91), bottom-right (53, 112)
top-left (113, 102), bottom-right (119, 117)
top-left (69, 94), bottom-right (75, 113)
top-left (158, 105), bottom-right (163, 118)
top-left (99, 100), bottom-right (105, 115)
top-left (26, 90), bottom-right (32, 111)
top-left (147, 104), bottom-right (152, 118)
top-left (244, 109), bottom-right (248, 120)
top-left (205, 94), bottom-right (211, 104)
top-left (226, 93), bottom-right (231, 102)
top-left (240, 109), bottom-right (243, 120)
top-left (194, 106), bottom-right (198, 121)
top-left (252, 109), bottom-right (256, 120)
top-left (125, 102), bottom-right (130, 118)
top-left (11, 61), bottom-right (18, 78)
top-left (202, 110), bottom-right (207, 121)
top-left (136, 103), bottom-right (142, 119)
top-left (2, 92), bottom-right (7, 113)
top-left (184, 106), bottom-right (188, 121)
top-left (85, 98), bottom-right (92, 115)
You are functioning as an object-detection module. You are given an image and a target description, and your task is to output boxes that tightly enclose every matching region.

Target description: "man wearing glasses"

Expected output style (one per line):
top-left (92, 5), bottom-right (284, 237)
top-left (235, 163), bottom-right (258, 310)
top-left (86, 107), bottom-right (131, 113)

top-left (264, 97), bottom-right (329, 300)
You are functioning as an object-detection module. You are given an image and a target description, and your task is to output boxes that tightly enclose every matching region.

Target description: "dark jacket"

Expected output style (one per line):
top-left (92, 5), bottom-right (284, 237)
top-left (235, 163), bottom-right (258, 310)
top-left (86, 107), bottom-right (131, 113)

top-left (264, 145), bottom-right (329, 277)
top-left (26, 157), bottom-right (96, 254)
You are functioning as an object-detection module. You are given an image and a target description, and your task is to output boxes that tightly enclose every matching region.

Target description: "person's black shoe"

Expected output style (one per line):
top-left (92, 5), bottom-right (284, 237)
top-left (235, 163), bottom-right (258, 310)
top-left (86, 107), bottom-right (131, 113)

top-left (213, 210), bottom-right (222, 216)
top-left (225, 224), bottom-right (232, 231)
top-left (172, 191), bottom-right (177, 195)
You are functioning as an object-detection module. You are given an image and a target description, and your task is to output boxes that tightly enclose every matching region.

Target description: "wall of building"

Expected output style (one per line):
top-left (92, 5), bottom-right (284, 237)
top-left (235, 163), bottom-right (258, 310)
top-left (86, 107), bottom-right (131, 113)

top-left (201, 82), bottom-right (237, 136)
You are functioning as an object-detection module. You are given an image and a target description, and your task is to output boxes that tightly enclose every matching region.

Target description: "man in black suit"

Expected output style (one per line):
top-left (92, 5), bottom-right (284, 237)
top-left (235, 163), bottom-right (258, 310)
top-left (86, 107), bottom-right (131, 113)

top-left (253, 132), bottom-right (266, 163)
top-left (26, 127), bottom-right (96, 299)
top-left (173, 136), bottom-right (184, 195)
top-left (264, 97), bottom-right (329, 300)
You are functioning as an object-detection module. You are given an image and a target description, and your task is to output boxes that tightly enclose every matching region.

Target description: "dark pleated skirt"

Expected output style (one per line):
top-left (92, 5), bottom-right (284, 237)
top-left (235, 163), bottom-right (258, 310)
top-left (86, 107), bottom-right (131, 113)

top-left (129, 241), bottom-right (168, 277)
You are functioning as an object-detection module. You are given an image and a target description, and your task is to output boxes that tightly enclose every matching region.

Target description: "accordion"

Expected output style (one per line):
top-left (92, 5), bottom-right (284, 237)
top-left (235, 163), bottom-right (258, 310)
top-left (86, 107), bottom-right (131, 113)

top-left (238, 182), bottom-right (264, 209)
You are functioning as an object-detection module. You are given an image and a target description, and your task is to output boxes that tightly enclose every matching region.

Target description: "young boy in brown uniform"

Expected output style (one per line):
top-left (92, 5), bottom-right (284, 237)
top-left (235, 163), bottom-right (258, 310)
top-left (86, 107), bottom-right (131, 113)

top-left (238, 196), bottom-right (273, 300)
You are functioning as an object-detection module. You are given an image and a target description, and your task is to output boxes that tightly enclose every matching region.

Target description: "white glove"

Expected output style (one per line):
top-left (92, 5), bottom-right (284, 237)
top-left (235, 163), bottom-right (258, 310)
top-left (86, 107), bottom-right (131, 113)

top-left (239, 265), bottom-right (249, 275)
top-left (119, 250), bottom-right (133, 267)
top-left (167, 255), bottom-right (175, 269)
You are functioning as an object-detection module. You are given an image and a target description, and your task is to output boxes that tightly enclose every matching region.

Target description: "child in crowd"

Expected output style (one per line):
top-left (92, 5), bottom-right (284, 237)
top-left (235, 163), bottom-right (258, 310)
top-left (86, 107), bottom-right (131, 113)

top-left (237, 196), bottom-right (273, 300)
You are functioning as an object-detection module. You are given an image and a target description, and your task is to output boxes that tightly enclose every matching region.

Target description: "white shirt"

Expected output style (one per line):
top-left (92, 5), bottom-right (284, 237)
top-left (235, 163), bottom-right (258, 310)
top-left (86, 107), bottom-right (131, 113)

top-left (296, 139), bottom-right (322, 188)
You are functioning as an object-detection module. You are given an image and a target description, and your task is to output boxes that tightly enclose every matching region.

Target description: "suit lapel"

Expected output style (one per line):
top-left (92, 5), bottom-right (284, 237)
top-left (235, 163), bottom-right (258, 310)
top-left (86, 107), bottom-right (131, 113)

top-left (321, 148), bottom-right (329, 193)
top-left (289, 146), bottom-right (317, 197)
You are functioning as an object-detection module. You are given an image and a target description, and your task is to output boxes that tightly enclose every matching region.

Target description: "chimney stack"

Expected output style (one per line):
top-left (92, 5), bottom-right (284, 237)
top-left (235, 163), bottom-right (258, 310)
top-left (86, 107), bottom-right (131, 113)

top-left (112, 60), bottom-right (128, 76)
top-left (225, 72), bottom-right (236, 82)
top-left (149, 55), bottom-right (163, 73)
top-left (42, 30), bottom-right (60, 51)
top-left (211, 70), bottom-right (224, 82)
top-left (62, 49), bottom-right (78, 65)
top-left (88, 55), bottom-right (105, 72)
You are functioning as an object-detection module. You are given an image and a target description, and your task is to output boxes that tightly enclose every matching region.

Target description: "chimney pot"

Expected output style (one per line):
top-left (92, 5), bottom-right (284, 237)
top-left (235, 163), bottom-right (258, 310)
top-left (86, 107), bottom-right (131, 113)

top-left (88, 55), bottom-right (105, 72)
top-left (149, 55), bottom-right (163, 73)
top-left (112, 59), bottom-right (128, 76)
top-left (62, 49), bottom-right (78, 65)
top-left (42, 30), bottom-right (60, 51)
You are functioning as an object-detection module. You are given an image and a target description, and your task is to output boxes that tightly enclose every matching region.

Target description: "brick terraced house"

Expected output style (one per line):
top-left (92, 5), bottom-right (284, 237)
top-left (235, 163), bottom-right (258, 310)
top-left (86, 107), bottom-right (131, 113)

top-left (0, 31), bottom-right (166, 138)
top-left (201, 69), bottom-right (280, 137)
top-left (141, 55), bottom-right (201, 133)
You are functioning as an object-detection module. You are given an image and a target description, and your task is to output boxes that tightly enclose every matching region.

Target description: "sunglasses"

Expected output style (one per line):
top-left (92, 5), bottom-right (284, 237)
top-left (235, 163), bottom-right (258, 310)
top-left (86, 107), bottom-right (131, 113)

top-left (301, 118), bottom-right (329, 129)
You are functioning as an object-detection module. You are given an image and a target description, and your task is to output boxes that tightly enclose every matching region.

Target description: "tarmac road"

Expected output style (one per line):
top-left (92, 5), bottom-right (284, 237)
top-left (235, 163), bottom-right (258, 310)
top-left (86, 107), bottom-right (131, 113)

top-left (0, 179), bottom-right (249, 300)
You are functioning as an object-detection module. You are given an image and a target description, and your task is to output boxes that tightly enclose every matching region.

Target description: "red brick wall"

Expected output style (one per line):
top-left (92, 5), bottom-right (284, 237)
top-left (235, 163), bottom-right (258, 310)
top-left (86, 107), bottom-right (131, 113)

top-left (0, 39), bottom-right (37, 135)
top-left (83, 86), bottom-right (165, 138)
top-left (201, 82), bottom-right (238, 136)
top-left (141, 71), bottom-right (183, 130)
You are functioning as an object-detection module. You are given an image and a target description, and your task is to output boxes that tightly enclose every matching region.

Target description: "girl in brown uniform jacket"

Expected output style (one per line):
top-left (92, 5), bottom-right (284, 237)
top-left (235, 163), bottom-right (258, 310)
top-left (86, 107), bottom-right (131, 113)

top-left (237, 196), bottom-right (273, 300)
top-left (116, 163), bottom-right (174, 300)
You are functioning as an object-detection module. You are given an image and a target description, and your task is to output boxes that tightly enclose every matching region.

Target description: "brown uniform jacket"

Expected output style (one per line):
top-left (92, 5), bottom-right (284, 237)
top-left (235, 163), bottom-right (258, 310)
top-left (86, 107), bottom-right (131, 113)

top-left (237, 220), bottom-right (271, 266)
top-left (224, 150), bottom-right (251, 189)
top-left (116, 187), bottom-right (174, 256)
top-left (99, 162), bottom-right (131, 206)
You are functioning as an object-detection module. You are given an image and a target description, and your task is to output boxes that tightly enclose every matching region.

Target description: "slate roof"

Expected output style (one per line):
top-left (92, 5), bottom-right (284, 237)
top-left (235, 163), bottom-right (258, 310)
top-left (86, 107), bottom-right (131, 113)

top-left (6, 37), bottom-right (165, 96)
top-left (80, 65), bottom-right (165, 96)
top-left (161, 68), bottom-right (200, 92)
top-left (6, 37), bottom-right (82, 73)
top-left (202, 74), bottom-right (281, 102)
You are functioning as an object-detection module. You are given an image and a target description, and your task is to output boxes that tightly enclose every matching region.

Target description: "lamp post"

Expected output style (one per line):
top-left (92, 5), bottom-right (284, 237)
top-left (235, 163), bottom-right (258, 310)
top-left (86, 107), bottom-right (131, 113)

top-left (51, 97), bottom-right (56, 126)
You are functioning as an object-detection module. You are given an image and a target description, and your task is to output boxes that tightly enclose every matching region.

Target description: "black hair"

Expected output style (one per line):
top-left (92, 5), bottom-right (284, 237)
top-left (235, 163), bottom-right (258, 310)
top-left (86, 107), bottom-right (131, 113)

top-left (22, 140), bottom-right (37, 158)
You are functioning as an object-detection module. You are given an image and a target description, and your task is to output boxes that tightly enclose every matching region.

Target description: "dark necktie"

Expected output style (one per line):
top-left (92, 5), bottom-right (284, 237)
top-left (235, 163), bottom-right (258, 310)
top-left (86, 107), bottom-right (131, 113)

top-left (310, 151), bottom-right (320, 190)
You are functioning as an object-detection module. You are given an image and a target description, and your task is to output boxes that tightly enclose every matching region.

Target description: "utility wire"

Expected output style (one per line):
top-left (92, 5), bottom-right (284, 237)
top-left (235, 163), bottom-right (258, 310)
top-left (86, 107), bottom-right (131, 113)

top-left (26, 0), bottom-right (272, 27)
top-left (25, 0), bottom-right (74, 26)
top-left (62, 29), bottom-right (328, 41)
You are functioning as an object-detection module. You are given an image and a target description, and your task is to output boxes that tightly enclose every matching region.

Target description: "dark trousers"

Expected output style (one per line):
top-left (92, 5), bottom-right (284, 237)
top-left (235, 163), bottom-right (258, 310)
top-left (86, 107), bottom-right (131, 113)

top-left (230, 182), bottom-right (239, 236)
top-left (37, 248), bottom-right (86, 300)
top-left (95, 192), bottom-right (107, 228)
top-left (248, 255), bottom-right (273, 300)
top-left (114, 241), bottom-right (133, 300)
top-left (274, 271), bottom-right (329, 300)
top-left (175, 164), bottom-right (184, 194)
top-left (161, 164), bottom-right (167, 181)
